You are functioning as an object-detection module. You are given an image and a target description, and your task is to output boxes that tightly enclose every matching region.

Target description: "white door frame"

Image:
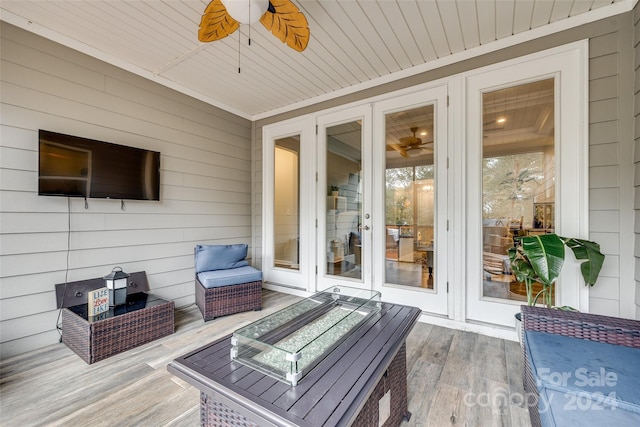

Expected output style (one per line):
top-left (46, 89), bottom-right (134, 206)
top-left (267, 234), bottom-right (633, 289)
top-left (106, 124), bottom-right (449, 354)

top-left (316, 105), bottom-right (373, 292)
top-left (262, 115), bottom-right (315, 292)
top-left (372, 84), bottom-right (450, 316)
top-left (463, 41), bottom-right (589, 327)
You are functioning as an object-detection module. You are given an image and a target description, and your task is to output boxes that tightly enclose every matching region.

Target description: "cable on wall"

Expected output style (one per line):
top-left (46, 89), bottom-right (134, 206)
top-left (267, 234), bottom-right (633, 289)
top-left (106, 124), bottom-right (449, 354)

top-left (238, 30), bottom-right (241, 73)
top-left (55, 197), bottom-right (73, 340)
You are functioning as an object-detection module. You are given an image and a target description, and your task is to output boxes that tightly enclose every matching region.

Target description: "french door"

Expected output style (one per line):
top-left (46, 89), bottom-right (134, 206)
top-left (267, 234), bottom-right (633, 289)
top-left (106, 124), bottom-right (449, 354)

top-left (265, 87), bottom-right (450, 314)
top-left (263, 41), bottom-right (587, 330)
top-left (262, 117), bottom-right (315, 290)
top-left (465, 42), bottom-right (589, 327)
top-left (372, 86), bottom-right (449, 315)
top-left (315, 86), bottom-right (450, 319)
top-left (316, 105), bottom-right (373, 291)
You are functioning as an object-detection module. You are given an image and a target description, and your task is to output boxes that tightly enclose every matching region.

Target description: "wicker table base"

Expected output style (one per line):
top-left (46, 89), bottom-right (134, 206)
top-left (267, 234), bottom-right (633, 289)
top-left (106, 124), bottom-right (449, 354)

top-left (62, 293), bottom-right (174, 364)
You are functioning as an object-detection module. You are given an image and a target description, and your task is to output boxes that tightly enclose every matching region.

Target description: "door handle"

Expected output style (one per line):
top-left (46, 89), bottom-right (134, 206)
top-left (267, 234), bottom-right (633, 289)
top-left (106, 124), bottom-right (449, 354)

top-left (363, 225), bottom-right (370, 230)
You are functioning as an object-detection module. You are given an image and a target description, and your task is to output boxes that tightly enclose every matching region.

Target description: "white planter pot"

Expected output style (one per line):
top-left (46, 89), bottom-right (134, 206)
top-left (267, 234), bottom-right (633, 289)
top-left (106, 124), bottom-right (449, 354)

top-left (515, 312), bottom-right (523, 348)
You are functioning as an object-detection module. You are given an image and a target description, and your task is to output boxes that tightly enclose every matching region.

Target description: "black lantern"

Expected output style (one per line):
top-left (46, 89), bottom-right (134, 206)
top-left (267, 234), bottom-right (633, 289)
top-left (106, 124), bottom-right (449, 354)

top-left (103, 267), bottom-right (129, 307)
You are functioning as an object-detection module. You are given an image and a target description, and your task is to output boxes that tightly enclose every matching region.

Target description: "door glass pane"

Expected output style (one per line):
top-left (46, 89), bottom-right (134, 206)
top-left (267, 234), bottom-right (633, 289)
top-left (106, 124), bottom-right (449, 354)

top-left (385, 105), bottom-right (435, 289)
top-left (482, 78), bottom-right (555, 304)
top-left (274, 136), bottom-right (300, 270)
top-left (326, 121), bottom-right (362, 279)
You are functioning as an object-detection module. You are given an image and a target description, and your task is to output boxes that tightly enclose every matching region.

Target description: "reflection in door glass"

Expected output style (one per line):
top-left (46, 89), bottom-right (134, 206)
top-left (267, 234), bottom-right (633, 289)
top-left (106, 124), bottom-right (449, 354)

top-left (274, 136), bottom-right (300, 270)
top-left (326, 121), bottom-right (362, 280)
top-left (481, 78), bottom-right (555, 305)
top-left (384, 105), bottom-right (435, 289)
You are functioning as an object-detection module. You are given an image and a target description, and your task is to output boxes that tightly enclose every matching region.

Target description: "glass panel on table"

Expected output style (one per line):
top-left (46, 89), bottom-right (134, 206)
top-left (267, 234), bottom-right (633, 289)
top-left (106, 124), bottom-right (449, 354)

top-left (231, 286), bottom-right (380, 386)
top-left (481, 78), bottom-right (555, 304)
top-left (274, 136), bottom-right (300, 270)
top-left (325, 121), bottom-right (363, 279)
top-left (385, 105), bottom-right (435, 289)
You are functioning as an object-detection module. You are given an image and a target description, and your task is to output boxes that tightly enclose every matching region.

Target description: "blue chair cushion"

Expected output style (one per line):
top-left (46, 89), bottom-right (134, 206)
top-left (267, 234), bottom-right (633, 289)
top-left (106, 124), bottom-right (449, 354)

top-left (525, 330), bottom-right (640, 426)
top-left (197, 266), bottom-right (262, 289)
top-left (195, 244), bottom-right (249, 273)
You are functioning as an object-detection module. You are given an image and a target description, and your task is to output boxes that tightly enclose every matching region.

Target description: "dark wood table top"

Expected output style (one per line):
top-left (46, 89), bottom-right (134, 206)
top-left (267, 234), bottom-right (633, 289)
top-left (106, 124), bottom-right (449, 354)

top-left (168, 302), bottom-right (420, 427)
top-left (66, 292), bottom-right (169, 322)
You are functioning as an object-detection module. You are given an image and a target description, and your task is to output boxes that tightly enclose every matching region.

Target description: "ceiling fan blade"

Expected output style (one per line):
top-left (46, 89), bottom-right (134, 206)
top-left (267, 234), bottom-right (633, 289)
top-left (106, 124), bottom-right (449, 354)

top-left (388, 143), bottom-right (409, 158)
top-left (199, 0), bottom-right (240, 42)
top-left (398, 136), bottom-right (421, 146)
top-left (412, 139), bottom-right (434, 149)
top-left (260, 0), bottom-right (310, 52)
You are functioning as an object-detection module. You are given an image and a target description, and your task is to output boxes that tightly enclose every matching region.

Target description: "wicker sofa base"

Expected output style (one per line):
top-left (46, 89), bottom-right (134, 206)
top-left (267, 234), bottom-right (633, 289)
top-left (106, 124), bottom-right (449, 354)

top-left (62, 295), bottom-right (174, 364)
top-left (522, 305), bottom-right (640, 427)
top-left (195, 278), bottom-right (262, 322)
top-left (199, 343), bottom-right (409, 427)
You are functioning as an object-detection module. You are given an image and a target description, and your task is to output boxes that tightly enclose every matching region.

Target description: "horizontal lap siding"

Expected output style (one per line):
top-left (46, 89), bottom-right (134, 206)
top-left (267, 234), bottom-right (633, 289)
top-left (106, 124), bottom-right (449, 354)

top-left (634, 2), bottom-right (640, 319)
top-left (590, 11), bottom-right (636, 318)
top-left (0, 22), bottom-right (251, 358)
top-left (588, 30), bottom-right (623, 317)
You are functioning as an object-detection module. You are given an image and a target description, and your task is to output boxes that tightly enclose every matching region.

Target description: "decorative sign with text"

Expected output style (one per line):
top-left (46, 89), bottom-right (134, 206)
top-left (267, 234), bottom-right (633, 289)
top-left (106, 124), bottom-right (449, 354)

top-left (88, 287), bottom-right (109, 317)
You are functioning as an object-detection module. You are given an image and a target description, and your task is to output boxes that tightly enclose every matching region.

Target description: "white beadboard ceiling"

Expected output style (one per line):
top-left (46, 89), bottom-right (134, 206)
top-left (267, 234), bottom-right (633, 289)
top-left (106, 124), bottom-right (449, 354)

top-left (1, 0), bottom-right (635, 120)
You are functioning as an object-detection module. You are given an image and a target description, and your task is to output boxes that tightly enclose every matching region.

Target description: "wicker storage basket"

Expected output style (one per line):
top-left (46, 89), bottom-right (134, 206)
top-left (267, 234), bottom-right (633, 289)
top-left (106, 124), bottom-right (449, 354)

top-left (62, 295), bottom-right (174, 364)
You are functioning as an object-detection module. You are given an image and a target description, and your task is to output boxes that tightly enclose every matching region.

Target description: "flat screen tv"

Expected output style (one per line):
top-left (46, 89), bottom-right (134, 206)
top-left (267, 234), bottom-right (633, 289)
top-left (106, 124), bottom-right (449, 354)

top-left (38, 130), bottom-right (160, 201)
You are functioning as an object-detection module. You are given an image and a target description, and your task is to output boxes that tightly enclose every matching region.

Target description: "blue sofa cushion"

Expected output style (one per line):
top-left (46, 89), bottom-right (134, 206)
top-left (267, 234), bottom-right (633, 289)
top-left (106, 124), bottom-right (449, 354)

top-left (195, 244), bottom-right (249, 273)
top-left (197, 266), bottom-right (262, 289)
top-left (525, 330), bottom-right (640, 426)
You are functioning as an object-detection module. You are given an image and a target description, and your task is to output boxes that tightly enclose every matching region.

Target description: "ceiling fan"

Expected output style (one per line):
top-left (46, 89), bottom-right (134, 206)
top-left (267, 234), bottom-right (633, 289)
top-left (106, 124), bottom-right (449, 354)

top-left (387, 127), bottom-right (433, 158)
top-left (198, 0), bottom-right (310, 52)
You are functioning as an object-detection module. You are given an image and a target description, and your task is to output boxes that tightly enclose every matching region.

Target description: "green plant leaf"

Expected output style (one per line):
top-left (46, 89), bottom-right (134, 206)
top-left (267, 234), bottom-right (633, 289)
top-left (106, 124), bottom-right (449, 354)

top-left (509, 233), bottom-right (605, 308)
top-left (520, 234), bottom-right (565, 286)
top-left (560, 237), bottom-right (605, 286)
top-left (511, 258), bottom-right (535, 283)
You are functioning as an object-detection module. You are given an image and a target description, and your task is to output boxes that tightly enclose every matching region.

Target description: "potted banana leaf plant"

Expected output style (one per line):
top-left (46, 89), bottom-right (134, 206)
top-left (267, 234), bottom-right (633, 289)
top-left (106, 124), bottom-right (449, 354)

top-left (508, 233), bottom-right (605, 341)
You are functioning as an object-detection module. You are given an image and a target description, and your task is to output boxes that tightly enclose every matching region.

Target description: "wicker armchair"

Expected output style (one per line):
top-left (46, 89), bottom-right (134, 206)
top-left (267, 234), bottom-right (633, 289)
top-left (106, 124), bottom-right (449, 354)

top-left (194, 244), bottom-right (262, 321)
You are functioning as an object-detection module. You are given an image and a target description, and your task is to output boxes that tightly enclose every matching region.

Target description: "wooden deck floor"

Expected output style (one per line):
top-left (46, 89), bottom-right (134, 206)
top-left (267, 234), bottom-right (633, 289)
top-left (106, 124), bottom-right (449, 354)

top-left (0, 290), bottom-right (530, 427)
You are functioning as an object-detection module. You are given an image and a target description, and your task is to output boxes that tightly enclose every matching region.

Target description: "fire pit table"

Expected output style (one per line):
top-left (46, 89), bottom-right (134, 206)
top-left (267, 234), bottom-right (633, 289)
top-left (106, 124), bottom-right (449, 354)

top-left (168, 286), bottom-right (420, 427)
